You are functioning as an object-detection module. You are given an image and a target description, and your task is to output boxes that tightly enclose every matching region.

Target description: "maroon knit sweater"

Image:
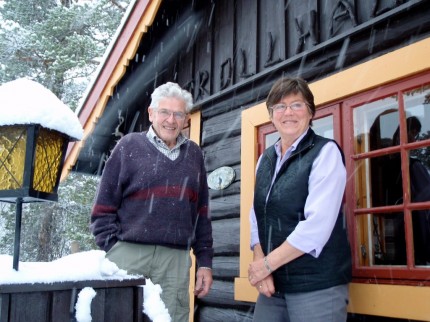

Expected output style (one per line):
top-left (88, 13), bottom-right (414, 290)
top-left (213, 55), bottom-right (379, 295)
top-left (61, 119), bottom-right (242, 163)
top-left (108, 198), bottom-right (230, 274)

top-left (90, 132), bottom-right (213, 268)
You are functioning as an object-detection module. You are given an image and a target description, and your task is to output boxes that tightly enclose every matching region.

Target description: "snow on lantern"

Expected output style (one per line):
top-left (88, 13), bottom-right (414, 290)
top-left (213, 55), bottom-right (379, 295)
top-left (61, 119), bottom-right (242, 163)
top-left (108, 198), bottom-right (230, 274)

top-left (0, 78), bottom-right (83, 270)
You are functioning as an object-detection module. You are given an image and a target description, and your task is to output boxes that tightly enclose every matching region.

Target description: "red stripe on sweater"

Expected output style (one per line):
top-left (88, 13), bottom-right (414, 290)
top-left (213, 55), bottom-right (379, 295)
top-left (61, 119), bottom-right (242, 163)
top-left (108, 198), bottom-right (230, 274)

top-left (129, 185), bottom-right (198, 202)
top-left (91, 204), bottom-right (117, 216)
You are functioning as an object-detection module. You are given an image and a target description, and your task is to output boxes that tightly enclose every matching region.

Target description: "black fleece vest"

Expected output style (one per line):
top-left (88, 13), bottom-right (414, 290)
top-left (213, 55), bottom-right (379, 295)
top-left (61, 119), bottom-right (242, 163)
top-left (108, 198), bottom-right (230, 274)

top-left (254, 129), bottom-right (352, 293)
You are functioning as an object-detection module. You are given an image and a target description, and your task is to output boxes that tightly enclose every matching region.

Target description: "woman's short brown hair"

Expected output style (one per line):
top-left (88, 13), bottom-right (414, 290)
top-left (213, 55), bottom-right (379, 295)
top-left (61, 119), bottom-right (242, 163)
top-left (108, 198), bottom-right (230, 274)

top-left (266, 77), bottom-right (315, 124)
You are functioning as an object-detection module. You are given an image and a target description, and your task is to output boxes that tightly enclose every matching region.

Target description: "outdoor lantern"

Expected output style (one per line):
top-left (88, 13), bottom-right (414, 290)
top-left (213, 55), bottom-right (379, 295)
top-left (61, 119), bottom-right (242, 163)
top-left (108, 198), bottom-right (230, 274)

top-left (0, 78), bottom-right (83, 270)
top-left (0, 124), bottom-right (69, 202)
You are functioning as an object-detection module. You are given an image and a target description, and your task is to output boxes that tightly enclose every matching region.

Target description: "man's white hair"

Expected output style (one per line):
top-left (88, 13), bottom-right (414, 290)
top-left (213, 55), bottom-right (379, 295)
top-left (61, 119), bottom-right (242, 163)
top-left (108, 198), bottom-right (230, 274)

top-left (150, 82), bottom-right (193, 113)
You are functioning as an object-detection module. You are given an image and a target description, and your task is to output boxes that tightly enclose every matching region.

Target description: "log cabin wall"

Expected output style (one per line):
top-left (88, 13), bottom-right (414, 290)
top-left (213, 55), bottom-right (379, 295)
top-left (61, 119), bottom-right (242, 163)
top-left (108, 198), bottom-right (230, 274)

top-left (72, 0), bottom-right (430, 321)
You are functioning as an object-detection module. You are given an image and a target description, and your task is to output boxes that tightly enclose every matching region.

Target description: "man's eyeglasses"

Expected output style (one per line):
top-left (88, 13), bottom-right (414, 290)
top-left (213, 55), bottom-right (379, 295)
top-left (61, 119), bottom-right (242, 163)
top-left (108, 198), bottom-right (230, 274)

top-left (270, 102), bottom-right (308, 114)
top-left (156, 108), bottom-right (187, 120)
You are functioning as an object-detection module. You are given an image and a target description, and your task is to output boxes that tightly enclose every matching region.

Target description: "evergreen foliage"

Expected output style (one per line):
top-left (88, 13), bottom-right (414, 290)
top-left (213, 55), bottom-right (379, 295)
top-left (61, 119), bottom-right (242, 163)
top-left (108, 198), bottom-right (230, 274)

top-left (0, 0), bottom-right (130, 261)
top-left (0, 0), bottom-right (129, 111)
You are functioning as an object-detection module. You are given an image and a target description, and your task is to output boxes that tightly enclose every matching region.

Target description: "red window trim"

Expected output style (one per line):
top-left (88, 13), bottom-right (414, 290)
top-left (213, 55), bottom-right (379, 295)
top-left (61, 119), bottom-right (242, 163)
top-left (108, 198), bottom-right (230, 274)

top-left (343, 71), bottom-right (430, 283)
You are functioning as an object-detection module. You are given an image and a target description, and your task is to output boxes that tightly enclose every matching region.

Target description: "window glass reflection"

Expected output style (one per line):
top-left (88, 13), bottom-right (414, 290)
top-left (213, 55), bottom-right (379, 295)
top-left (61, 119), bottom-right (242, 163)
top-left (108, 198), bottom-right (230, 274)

top-left (265, 131), bottom-right (279, 149)
top-left (404, 84), bottom-right (430, 144)
top-left (353, 96), bottom-right (399, 153)
top-left (372, 213), bottom-right (407, 265)
top-left (313, 115), bottom-right (334, 139)
top-left (403, 83), bottom-right (430, 266)
top-left (413, 207), bottom-right (430, 266)
top-left (355, 154), bottom-right (403, 209)
top-left (409, 148), bottom-right (430, 266)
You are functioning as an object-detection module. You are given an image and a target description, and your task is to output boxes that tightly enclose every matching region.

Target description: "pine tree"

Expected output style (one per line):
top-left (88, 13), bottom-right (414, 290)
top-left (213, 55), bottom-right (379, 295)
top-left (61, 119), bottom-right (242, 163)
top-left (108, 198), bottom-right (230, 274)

top-left (0, 0), bottom-right (129, 261)
top-left (0, 0), bottom-right (129, 111)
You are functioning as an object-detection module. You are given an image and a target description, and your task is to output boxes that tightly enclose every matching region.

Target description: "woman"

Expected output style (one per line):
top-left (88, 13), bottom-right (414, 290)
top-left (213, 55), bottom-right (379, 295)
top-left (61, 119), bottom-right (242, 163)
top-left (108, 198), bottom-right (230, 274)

top-left (248, 77), bottom-right (352, 322)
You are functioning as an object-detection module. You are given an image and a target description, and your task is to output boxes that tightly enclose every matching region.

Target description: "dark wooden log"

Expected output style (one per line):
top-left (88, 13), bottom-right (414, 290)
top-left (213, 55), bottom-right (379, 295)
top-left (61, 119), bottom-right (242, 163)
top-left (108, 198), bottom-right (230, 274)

top-left (192, 4), bottom-right (213, 101)
top-left (198, 2), bottom-right (430, 116)
top-left (212, 218), bottom-right (240, 255)
top-left (235, 0), bottom-right (258, 83)
top-left (197, 306), bottom-right (254, 322)
top-left (212, 0), bottom-right (234, 93)
top-left (212, 256), bottom-right (240, 280)
top-left (209, 193), bottom-right (240, 220)
top-left (51, 290), bottom-right (73, 322)
top-left (209, 180), bottom-right (241, 199)
top-left (201, 108), bottom-right (242, 145)
top-left (8, 292), bottom-right (50, 322)
top-left (203, 136), bottom-right (241, 172)
top-left (0, 279), bottom-right (145, 322)
top-left (197, 280), bottom-right (251, 309)
top-left (0, 294), bottom-right (10, 322)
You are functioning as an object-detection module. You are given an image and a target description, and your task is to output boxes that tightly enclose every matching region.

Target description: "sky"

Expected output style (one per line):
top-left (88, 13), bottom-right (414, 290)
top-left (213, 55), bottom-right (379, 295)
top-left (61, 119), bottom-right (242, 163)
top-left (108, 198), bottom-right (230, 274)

top-left (0, 78), bottom-right (170, 322)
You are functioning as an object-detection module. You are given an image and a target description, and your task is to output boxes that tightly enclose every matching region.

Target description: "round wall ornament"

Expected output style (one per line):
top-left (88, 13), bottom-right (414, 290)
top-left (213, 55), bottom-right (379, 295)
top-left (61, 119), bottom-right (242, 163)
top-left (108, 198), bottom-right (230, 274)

top-left (207, 166), bottom-right (236, 190)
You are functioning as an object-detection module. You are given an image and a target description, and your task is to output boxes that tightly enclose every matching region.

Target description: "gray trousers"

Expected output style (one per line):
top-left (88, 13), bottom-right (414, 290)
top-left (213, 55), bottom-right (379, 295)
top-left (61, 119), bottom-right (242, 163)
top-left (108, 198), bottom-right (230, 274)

top-left (107, 241), bottom-right (191, 322)
top-left (252, 284), bottom-right (349, 322)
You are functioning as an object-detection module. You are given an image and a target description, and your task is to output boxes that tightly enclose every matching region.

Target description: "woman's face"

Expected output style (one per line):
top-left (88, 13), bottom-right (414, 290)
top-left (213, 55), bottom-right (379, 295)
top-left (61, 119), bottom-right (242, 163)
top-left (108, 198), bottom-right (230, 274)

top-left (270, 92), bottom-right (312, 144)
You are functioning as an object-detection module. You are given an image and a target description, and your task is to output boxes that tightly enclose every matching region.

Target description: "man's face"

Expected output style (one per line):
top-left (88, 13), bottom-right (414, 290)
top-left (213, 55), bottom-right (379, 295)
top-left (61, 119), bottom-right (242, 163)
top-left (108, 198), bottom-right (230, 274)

top-left (148, 97), bottom-right (189, 148)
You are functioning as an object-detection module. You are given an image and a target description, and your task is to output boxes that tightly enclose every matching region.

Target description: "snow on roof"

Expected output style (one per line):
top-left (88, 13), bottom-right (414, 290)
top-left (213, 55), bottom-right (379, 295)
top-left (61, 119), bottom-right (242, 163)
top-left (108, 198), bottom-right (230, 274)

top-left (0, 78), bottom-right (83, 140)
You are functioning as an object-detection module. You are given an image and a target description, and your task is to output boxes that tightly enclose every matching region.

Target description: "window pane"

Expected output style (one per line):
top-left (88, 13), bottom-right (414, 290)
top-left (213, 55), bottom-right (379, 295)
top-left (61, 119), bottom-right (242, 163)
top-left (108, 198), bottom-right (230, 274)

top-left (409, 148), bottom-right (430, 266)
top-left (313, 115), bottom-right (334, 139)
top-left (413, 208), bottom-right (430, 266)
top-left (409, 148), bottom-right (430, 203)
top-left (404, 84), bottom-right (430, 144)
top-left (353, 96), bottom-right (399, 153)
top-left (373, 213), bottom-right (407, 265)
top-left (357, 213), bottom-right (406, 266)
top-left (265, 131), bottom-right (279, 149)
top-left (355, 153), bottom-right (403, 209)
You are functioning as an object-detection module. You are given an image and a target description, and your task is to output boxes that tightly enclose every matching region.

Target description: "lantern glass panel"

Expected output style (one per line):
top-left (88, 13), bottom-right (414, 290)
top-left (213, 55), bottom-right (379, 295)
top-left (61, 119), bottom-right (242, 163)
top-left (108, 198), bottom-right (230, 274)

top-left (0, 126), bottom-right (27, 190)
top-left (33, 127), bottom-right (66, 193)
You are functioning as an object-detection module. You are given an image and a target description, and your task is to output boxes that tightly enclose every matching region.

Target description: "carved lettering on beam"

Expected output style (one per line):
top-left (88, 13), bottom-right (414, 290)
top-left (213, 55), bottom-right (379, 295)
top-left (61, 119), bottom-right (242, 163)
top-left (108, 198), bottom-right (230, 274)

top-left (329, 0), bottom-right (358, 37)
top-left (264, 32), bottom-right (282, 68)
top-left (239, 49), bottom-right (254, 79)
top-left (371, 0), bottom-right (405, 18)
top-left (220, 58), bottom-right (232, 90)
top-left (113, 111), bottom-right (124, 138)
top-left (196, 70), bottom-right (210, 101)
top-left (173, 63), bottom-right (178, 82)
top-left (295, 10), bottom-right (319, 55)
top-left (182, 80), bottom-right (194, 97)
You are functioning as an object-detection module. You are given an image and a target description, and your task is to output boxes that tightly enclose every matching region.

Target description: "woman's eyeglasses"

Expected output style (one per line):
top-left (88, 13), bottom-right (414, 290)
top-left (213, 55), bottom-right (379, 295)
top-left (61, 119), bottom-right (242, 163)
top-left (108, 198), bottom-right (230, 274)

top-left (270, 102), bottom-right (308, 114)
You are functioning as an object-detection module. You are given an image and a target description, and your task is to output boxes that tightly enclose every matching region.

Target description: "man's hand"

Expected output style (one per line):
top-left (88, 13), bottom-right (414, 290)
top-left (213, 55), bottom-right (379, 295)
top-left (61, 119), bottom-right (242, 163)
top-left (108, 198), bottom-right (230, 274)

top-left (194, 268), bottom-right (213, 298)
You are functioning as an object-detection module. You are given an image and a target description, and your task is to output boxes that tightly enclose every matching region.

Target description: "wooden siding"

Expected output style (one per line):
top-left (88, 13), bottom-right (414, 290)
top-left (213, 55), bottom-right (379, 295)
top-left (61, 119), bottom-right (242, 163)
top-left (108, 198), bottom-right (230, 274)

top-left (0, 279), bottom-right (146, 322)
top-left (67, 0), bottom-right (430, 320)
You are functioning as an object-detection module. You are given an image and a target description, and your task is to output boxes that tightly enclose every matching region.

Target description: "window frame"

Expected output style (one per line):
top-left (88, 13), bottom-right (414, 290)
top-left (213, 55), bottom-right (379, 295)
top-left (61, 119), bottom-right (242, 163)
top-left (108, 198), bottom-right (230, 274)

top-left (343, 72), bottom-right (430, 284)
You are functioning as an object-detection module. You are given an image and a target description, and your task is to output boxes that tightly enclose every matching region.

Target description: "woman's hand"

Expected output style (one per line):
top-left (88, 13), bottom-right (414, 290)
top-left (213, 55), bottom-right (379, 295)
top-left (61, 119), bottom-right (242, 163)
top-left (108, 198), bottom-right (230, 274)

top-left (248, 256), bottom-right (272, 286)
top-left (248, 241), bottom-right (305, 287)
top-left (248, 243), bottom-right (272, 287)
top-left (255, 275), bottom-right (275, 297)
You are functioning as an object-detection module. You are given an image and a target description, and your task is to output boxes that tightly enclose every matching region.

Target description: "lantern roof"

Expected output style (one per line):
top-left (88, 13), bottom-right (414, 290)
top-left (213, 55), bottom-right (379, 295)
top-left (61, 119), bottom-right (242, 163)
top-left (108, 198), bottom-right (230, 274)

top-left (0, 78), bottom-right (83, 141)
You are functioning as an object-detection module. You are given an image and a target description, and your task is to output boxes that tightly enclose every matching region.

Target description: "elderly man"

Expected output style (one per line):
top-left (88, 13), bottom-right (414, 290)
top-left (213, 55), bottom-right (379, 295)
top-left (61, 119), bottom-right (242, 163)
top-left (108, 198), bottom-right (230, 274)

top-left (91, 82), bottom-right (213, 322)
